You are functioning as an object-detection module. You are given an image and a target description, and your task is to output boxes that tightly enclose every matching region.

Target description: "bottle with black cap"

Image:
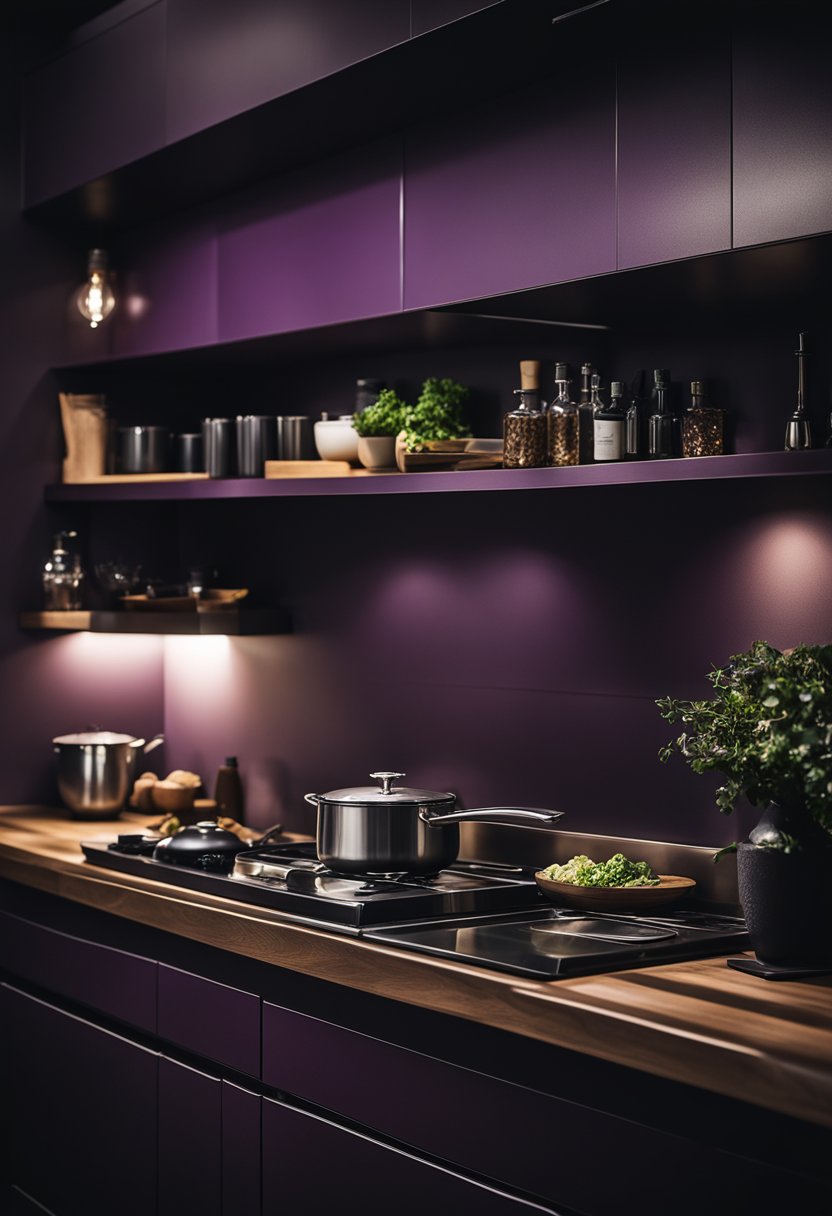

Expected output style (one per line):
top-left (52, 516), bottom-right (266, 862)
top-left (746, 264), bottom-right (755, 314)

top-left (593, 378), bottom-right (625, 462)
top-left (648, 369), bottom-right (675, 459)
top-left (214, 756), bottom-right (244, 823)
top-left (577, 363), bottom-right (596, 463)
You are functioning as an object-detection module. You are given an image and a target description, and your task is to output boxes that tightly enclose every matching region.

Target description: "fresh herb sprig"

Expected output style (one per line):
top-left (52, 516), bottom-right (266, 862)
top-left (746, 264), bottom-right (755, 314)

top-left (351, 388), bottom-right (408, 438)
top-left (401, 378), bottom-right (471, 451)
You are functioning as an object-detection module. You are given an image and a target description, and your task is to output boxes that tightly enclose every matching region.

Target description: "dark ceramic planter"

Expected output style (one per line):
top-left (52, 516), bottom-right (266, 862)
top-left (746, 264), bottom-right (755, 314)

top-left (737, 804), bottom-right (832, 966)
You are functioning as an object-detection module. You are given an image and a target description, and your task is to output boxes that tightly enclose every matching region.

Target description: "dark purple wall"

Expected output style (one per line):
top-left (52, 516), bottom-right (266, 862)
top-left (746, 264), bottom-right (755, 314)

top-left (0, 33), bottom-right (165, 806)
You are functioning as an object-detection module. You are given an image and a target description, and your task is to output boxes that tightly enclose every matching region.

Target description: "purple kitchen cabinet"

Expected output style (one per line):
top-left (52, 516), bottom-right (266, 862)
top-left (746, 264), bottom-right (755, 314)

top-left (165, 0), bottom-right (410, 144)
top-left (732, 0), bottom-right (832, 247)
top-left (22, 0), bottom-right (165, 206)
top-left (403, 6), bottom-right (616, 308)
top-left (616, 0), bottom-right (731, 269)
top-left (411, 1), bottom-right (499, 36)
top-left (222, 1082), bottom-right (261, 1216)
top-left (157, 962), bottom-right (260, 1076)
top-left (261, 1097), bottom-right (552, 1215)
top-left (0, 910), bottom-right (157, 1033)
top-left (2, 984), bottom-right (157, 1216)
top-left (158, 1057), bottom-right (222, 1216)
top-left (217, 137), bottom-right (402, 341)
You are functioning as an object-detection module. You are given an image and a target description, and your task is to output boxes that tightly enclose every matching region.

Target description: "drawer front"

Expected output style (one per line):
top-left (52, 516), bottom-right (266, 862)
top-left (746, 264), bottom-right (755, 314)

top-left (262, 1001), bottom-right (827, 1214)
top-left (158, 963), bottom-right (260, 1076)
top-left (0, 909), bottom-right (156, 1033)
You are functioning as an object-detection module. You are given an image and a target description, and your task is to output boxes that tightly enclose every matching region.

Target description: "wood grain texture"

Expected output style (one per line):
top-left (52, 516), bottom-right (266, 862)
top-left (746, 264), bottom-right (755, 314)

top-left (1, 806), bottom-right (831, 1129)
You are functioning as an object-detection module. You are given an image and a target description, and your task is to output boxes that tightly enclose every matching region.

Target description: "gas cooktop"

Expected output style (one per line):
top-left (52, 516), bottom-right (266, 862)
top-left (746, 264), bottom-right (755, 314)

top-left (81, 836), bottom-right (749, 979)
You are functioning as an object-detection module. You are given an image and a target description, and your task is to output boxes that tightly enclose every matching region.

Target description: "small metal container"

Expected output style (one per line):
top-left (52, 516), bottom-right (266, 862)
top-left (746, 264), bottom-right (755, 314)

top-left (175, 432), bottom-right (204, 473)
top-left (276, 415), bottom-right (314, 460)
top-left (202, 418), bottom-right (234, 477)
top-left (118, 426), bottom-right (170, 473)
top-left (236, 414), bottom-right (277, 476)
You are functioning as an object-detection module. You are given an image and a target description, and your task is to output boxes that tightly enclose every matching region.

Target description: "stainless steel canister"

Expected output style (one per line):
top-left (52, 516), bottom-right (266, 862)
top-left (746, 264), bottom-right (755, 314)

top-left (118, 426), bottom-right (170, 473)
top-left (202, 418), bottom-right (234, 477)
top-left (236, 415), bottom-right (277, 477)
top-left (276, 415), bottom-right (314, 460)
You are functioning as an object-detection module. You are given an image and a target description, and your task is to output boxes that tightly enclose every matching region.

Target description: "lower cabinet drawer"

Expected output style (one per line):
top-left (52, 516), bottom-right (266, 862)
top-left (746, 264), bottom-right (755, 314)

top-left (0, 909), bottom-right (156, 1032)
top-left (158, 962), bottom-right (260, 1075)
top-left (262, 1001), bottom-right (830, 1213)
top-left (261, 1096), bottom-right (555, 1215)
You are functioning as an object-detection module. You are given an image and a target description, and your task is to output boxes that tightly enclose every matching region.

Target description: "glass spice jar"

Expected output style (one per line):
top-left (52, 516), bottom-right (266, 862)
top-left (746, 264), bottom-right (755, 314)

top-left (682, 380), bottom-right (724, 457)
top-left (503, 388), bottom-right (547, 468)
top-left (547, 365), bottom-right (579, 466)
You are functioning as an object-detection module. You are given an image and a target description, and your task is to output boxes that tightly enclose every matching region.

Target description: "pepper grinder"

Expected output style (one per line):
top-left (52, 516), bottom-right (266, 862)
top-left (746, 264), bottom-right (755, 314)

top-left (785, 332), bottom-right (812, 451)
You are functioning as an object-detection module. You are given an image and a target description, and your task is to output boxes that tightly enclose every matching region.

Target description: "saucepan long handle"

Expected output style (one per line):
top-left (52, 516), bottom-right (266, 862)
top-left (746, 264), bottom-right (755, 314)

top-left (420, 807), bottom-right (563, 826)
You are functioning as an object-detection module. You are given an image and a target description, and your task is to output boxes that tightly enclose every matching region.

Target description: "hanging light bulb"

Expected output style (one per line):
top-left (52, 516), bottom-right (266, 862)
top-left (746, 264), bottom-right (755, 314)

top-left (75, 248), bottom-right (116, 329)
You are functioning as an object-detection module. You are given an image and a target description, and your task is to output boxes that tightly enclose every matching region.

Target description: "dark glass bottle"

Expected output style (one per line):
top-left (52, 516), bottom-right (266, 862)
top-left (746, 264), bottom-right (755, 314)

top-left (577, 363), bottom-right (596, 464)
top-left (625, 370), bottom-right (646, 459)
top-left (594, 379), bottom-right (625, 462)
top-left (682, 379), bottom-right (725, 457)
top-left (547, 363), bottom-right (579, 466)
top-left (648, 369), bottom-right (675, 459)
top-left (214, 756), bottom-right (244, 822)
top-left (503, 388), bottom-right (547, 468)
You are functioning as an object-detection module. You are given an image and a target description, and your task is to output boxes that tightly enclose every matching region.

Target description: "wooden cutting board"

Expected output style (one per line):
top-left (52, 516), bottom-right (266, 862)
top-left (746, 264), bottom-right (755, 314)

top-left (63, 473), bottom-right (210, 484)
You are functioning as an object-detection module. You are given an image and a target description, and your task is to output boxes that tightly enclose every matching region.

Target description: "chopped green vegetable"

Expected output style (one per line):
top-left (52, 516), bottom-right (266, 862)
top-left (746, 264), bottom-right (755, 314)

top-left (541, 852), bottom-right (660, 888)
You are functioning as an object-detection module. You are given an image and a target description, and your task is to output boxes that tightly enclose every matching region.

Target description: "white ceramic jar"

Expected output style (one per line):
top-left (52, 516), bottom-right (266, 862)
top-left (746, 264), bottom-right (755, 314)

top-left (313, 416), bottom-right (360, 464)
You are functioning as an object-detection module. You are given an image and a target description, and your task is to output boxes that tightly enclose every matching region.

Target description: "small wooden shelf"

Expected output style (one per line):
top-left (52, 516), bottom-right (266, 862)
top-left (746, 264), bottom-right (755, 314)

top-left (19, 609), bottom-right (291, 636)
top-left (43, 450), bottom-right (832, 504)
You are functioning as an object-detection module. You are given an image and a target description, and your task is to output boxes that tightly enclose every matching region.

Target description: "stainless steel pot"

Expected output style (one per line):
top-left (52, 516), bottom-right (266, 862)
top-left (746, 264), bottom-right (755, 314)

top-left (53, 731), bottom-right (164, 818)
top-left (305, 771), bottom-right (563, 876)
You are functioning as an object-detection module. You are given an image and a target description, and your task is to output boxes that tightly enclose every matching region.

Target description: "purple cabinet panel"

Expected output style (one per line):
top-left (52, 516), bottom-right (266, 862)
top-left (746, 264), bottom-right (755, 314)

top-left (165, 0), bottom-right (410, 144)
top-left (0, 910), bottom-right (157, 1033)
top-left (403, 13), bottom-right (615, 308)
top-left (22, 1), bottom-right (165, 205)
top-left (616, 1), bottom-right (731, 269)
top-left (222, 1082), bottom-right (261, 1216)
top-left (732, 0), bottom-right (832, 247)
top-left (158, 962), bottom-right (260, 1076)
top-left (2, 984), bottom-right (157, 1216)
top-left (217, 138), bottom-right (402, 340)
top-left (111, 216), bottom-right (219, 357)
top-left (261, 1097), bottom-right (550, 1215)
top-left (158, 1057), bottom-right (221, 1216)
top-left (411, 1), bottom-right (498, 36)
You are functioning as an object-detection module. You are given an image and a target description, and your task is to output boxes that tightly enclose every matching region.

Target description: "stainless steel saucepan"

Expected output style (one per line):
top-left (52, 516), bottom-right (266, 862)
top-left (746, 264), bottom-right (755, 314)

top-left (305, 771), bottom-right (562, 877)
top-left (53, 730), bottom-right (164, 818)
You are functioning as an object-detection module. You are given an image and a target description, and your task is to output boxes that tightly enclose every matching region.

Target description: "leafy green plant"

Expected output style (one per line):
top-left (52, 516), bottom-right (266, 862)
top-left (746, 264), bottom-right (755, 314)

top-left (401, 378), bottom-right (470, 451)
top-left (351, 389), bottom-right (408, 438)
top-left (657, 641), bottom-right (832, 838)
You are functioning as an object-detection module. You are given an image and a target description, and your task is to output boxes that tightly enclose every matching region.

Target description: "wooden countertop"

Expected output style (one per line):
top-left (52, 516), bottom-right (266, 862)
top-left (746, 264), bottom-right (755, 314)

top-left (1, 806), bottom-right (831, 1130)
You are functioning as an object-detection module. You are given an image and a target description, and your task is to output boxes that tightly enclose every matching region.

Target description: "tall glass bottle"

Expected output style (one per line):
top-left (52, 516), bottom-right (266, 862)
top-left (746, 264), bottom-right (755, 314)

top-left (577, 363), bottom-right (596, 464)
top-left (503, 388), bottom-right (547, 468)
top-left (547, 363), bottom-right (579, 466)
top-left (594, 379), bottom-right (625, 462)
top-left (648, 369), bottom-right (675, 459)
top-left (682, 379), bottom-right (725, 457)
top-left (625, 369), bottom-right (646, 459)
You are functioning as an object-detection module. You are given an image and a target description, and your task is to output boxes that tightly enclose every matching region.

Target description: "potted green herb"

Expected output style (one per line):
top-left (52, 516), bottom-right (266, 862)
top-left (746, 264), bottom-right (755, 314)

top-left (657, 641), bottom-right (832, 965)
top-left (400, 378), bottom-right (471, 453)
top-left (351, 389), bottom-right (408, 469)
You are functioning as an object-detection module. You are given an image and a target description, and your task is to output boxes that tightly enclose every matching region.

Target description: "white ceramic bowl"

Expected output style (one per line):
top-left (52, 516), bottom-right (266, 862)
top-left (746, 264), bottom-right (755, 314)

top-left (314, 417), bottom-right (359, 464)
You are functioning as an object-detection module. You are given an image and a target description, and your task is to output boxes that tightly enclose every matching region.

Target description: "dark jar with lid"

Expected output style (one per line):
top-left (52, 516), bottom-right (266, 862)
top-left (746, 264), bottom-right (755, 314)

top-left (503, 388), bottom-right (547, 469)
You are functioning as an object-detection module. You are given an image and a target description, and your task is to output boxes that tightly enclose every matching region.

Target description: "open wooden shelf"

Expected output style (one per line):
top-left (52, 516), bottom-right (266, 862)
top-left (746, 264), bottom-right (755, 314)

top-left (19, 608), bottom-right (291, 636)
top-left (43, 450), bottom-right (832, 504)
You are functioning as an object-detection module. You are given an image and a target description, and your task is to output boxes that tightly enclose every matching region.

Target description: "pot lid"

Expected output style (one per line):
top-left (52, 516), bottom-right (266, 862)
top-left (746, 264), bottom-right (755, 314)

top-left (53, 731), bottom-right (138, 746)
top-left (317, 771), bottom-right (454, 806)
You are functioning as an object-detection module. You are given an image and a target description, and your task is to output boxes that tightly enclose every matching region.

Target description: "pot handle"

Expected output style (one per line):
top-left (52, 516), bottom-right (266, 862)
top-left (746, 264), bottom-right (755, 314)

top-left (136, 734), bottom-right (164, 754)
top-left (419, 807), bottom-right (563, 826)
top-left (304, 793), bottom-right (320, 807)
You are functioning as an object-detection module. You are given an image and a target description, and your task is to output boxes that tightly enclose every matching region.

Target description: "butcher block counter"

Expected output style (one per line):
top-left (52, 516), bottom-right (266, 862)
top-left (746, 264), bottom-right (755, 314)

top-left (1, 805), bottom-right (830, 1137)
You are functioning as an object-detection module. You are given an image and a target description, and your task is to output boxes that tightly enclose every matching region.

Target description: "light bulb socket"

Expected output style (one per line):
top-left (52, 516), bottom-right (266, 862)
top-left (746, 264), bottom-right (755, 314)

top-left (87, 248), bottom-right (109, 273)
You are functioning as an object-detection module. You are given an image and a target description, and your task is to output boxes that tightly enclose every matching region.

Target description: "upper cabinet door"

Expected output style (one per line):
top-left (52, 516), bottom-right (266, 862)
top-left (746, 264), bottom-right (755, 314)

top-left (22, 1), bottom-right (165, 206)
top-left (217, 137), bottom-right (402, 341)
top-left (732, 0), bottom-right (832, 247)
top-left (402, 5), bottom-right (615, 309)
top-left (165, 0), bottom-right (410, 143)
top-left (616, 0), bottom-right (731, 269)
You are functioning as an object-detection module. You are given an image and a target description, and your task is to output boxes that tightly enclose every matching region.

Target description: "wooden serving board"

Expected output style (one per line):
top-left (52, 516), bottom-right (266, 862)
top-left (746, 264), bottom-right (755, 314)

top-left (63, 473), bottom-right (210, 484)
top-left (534, 873), bottom-right (696, 913)
top-left (265, 460), bottom-right (355, 478)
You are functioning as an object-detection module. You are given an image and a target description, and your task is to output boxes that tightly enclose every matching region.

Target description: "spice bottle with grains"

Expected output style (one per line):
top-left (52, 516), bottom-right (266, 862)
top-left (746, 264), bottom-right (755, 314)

top-left (682, 380), bottom-right (725, 457)
top-left (503, 387), bottom-right (547, 468)
top-left (547, 364), bottom-right (579, 466)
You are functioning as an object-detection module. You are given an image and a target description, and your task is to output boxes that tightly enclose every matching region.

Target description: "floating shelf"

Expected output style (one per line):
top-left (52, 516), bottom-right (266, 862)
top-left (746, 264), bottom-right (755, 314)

top-left (19, 609), bottom-right (291, 636)
top-left (43, 450), bottom-right (832, 504)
